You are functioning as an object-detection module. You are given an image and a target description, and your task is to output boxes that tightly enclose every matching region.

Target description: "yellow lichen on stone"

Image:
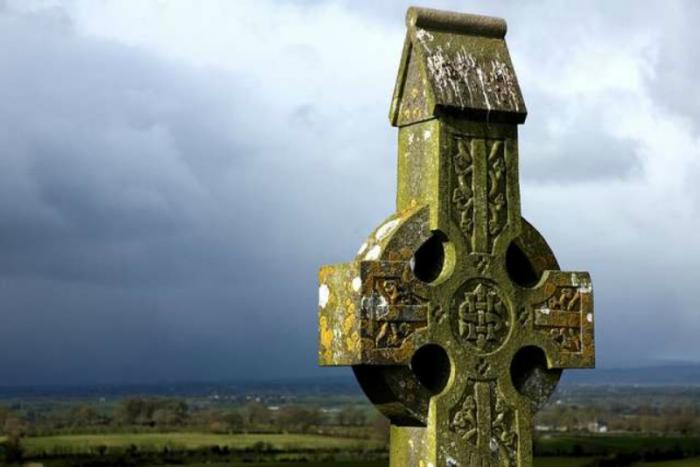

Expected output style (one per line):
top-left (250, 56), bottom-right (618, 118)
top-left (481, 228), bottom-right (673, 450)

top-left (343, 302), bottom-right (359, 353)
top-left (318, 315), bottom-right (334, 364)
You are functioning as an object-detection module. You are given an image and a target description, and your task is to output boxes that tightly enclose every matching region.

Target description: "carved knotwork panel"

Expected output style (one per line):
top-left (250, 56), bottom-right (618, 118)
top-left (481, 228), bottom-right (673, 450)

top-left (450, 279), bottom-right (511, 353)
top-left (449, 379), bottom-right (518, 466)
top-left (452, 137), bottom-right (475, 245)
top-left (487, 140), bottom-right (507, 250)
top-left (451, 136), bottom-right (507, 255)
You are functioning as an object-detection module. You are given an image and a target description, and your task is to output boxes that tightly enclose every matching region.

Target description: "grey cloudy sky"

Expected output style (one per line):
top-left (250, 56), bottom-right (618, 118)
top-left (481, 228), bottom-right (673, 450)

top-left (1, 0), bottom-right (699, 386)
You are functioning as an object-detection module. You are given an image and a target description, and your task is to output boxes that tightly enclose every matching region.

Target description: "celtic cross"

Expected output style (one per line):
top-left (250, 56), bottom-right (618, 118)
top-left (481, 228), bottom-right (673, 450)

top-left (318, 7), bottom-right (595, 466)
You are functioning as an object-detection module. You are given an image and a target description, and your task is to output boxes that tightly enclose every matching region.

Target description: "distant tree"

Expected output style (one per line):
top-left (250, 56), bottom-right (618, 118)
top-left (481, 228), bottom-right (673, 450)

top-left (371, 414), bottom-right (390, 447)
top-left (114, 398), bottom-right (145, 425)
top-left (275, 406), bottom-right (324, 433)
top-left (153, 408), bottom-right (179, 427)
top-left (4, 417), bottom-right (27, 439)
top-left (71, 405), bottom-right (102, 427)
top-left (4, 416), bottom-right (28, 463)
top-left (337, 407), bottom-right (352, 426)
top-left (157, 399), bottom-right (188, 426)
top-left (274, 405), bottom-right (301, 431)
top-left (0, 406), bottom-right (12, 431)
top-left (674, 413), bottom-right (696, 435)
top-left (114, 397), bottom-right (188, 426)
top-left (337, 406), bottom-right (368, 426)
top-left (223, 410), bottom-right (244, 432)
top-left (243, 401), bottom-right (271, 428)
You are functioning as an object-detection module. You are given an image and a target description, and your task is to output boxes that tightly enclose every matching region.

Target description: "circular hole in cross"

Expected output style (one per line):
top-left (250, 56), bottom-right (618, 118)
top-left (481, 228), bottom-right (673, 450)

top-left (411, 231), bottom-right (449, 283)
top-left (410, 344), bottom-right (451, 395)
top-left (510, 346), bottom-right (561, 410)
top-left (505, 241), bottom-right (540, 287)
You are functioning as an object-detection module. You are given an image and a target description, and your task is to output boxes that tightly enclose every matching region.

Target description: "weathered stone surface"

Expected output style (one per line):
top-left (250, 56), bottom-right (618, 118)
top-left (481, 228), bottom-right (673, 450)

top-left (390, 8), bottom-right (526, 127)
top-left (319, 6), bottom-right (595, 466)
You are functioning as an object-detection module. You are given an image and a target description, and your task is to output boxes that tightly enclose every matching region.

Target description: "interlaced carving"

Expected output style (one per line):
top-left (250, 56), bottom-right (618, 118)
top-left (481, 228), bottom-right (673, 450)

top-left (452, 138), bottom-right (474, 249)
top-left (452, 280), bottom-right (510, 352)
top-left (451, 136), bottom-right (508, 255)
top-left (450, 380), bottom-right (518, 466)
top-left (487, 140), bottom-right (507, 251)
top-left (451, 391), bottom-right (477, 443)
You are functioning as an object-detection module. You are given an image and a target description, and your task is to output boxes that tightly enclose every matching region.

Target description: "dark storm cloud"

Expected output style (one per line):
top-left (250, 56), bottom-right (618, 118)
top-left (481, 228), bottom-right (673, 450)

top-left (0, 6), bottom-right (325, 384)
top-left (0, 11), bottom-right (216, 284)
top-left (0, 1), bottom-right (400, 385)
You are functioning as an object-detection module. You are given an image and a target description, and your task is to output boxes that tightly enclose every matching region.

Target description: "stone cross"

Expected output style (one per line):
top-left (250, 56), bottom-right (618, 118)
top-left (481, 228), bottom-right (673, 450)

top-left (318, 7), bottom-right (595, 467)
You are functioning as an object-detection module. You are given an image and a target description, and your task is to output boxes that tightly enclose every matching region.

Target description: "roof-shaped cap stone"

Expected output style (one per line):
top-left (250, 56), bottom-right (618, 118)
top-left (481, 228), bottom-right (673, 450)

top-left (390, 7), bottom-right (527, 127)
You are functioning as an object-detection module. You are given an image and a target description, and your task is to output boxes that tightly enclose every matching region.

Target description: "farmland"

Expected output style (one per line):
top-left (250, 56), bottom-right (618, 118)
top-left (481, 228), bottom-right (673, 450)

top-left (3, 381), bottom-right (700, 465)
top-left (10, 431), bottom-right (700, 466)
top-left (21, 432), bottom-right (384, 456)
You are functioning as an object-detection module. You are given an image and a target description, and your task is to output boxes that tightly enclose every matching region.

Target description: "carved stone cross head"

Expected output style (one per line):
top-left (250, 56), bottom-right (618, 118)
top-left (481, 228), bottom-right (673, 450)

top-left (318, 7), bottom-right (595, 467)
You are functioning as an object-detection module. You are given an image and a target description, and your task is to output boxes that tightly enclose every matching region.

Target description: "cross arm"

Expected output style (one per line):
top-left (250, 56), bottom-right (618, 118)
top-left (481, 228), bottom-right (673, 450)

top-left (524, 271), bottom-right (595, 369)
top-left (318, 260), bottom-right (431, 366)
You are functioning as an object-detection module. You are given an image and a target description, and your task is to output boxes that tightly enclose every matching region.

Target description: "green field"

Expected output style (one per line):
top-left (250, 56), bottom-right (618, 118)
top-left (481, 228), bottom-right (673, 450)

top-left (151, 461), bottom-right (594, 467)
top-left (17, 433), bottom-right (700, 466)
top-left (154, 463), bottom-right (389, 467)
top-left (632, 460), bottom-right (700, 467)
top-left (155, 460), bottom-right (595, 467)
top-left (22, 432), bottom-right (383, 456)
top-left (537, 433), bottom-right (700, 455)
top-left (534, 459), bottom-right (594, 467)
top-left (175, 460), bottom-right (700, 467)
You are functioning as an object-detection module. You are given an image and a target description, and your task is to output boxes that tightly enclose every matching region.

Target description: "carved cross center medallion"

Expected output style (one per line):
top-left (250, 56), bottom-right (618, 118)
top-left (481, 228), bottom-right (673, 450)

top-left (453, 281), bottom-right (510, 352)
top-left (318, 7), bottom-right (595, 467)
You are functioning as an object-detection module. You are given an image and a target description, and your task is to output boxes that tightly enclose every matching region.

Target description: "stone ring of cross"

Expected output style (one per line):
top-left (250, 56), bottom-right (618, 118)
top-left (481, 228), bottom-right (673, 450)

top-left (318, 7), bottom-right (594, 467)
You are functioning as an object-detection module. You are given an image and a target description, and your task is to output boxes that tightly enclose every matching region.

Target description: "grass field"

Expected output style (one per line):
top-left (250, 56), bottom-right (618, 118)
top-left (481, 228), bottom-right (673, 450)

top-left (152, 463), bottom-right (389, 467)
top-left (535, 459), bottom-right (595, 467)
top-left (18, 433), bottom-right (700, 466)
top-left (154, 460), bottom-right (596, 467)
top-left (632, 460), bottom-right (700, 466)
top-left (176, 460), bottom-right (699, 467)
top-left (22, 432), bottom-right (383, 456)
top-left (150, 460), bottom-right (594, 467)
top-left (537, 433), bottom-right (700, 455)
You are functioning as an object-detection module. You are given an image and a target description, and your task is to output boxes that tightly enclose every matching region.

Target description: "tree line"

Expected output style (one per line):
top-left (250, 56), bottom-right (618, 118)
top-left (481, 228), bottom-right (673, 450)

top-left (0, 397), bottom-right (388, 439)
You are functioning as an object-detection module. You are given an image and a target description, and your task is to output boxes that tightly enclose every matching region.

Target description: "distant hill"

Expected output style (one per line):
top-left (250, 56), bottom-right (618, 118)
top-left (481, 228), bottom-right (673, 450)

top-left (4, 365), bottom-right (700, 399)
top-left (562, 364), bottom-right (700, 386)
top-left (0, 376), bottom-right (363, 399)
